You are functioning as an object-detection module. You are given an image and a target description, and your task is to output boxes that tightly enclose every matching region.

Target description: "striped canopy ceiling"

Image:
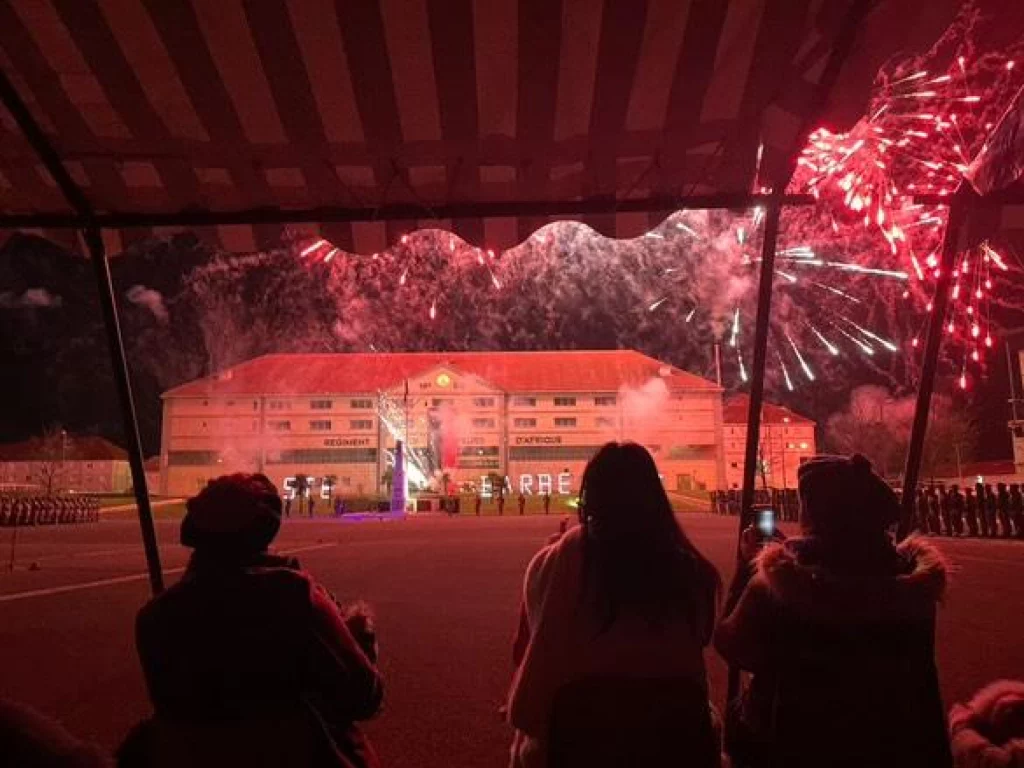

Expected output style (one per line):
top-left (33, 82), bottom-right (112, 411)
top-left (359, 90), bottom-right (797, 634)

top-left (0, 0), bottom-right (1002, 255)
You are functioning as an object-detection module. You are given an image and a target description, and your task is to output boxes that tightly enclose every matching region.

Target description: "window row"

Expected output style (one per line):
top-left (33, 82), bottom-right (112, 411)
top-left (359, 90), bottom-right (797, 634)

top-left (267, 398), bottom-right (375, 411)
top-left (268, 419), bottom-right (375, 432)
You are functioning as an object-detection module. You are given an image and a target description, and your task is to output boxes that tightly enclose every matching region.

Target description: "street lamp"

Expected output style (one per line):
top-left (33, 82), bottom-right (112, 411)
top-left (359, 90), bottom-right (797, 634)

top-left (60, 429), bottom-right (67, 493)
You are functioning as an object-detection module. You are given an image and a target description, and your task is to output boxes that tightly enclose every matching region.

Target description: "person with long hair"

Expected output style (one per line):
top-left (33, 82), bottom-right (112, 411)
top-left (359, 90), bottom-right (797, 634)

top-left (506, 442), bottom-right (721, 768)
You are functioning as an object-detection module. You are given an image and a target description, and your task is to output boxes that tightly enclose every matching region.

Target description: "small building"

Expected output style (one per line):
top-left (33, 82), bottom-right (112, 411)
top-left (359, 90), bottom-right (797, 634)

top-left (159, 350), bottom-right (727, 498)
top-left (722, 395), bottom-right (817, 490)
top-left (0, 435), bottom-right (132, 494)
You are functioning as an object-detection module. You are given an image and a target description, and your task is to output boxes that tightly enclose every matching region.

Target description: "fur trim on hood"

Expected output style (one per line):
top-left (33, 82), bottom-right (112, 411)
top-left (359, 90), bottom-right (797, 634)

top-left (751, 534), bottom-right (948, 624)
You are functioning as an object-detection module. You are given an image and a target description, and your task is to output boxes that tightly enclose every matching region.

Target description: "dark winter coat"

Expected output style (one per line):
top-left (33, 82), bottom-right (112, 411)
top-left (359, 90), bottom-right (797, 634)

top-left (135, 553), bottom-right (383, 768)
top-left (716, 535), bottom-right (952, 768)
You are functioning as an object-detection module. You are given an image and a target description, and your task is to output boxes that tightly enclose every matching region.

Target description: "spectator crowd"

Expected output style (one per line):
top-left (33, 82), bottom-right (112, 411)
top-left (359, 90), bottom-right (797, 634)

top-left (2, 449), bottom-right (1023, 768)
top-left (0, 494), bottom-right (100, 526)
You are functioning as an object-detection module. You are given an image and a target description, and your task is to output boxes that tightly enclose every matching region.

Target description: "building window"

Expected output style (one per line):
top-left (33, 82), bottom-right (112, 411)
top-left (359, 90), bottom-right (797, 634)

top-left (554, 397), bottom-right (577, 407)
top-left (350, 399), bottom-right (373, 409)
top-left (472, 397), bottom-right (495, 408)
top-left (472, 418), bottom-right (496, 429)
top-left (512, 397), bottom-right (536, 407)
top-left (509, 445), bottom-right (600, 461)
top-left (730, 461), bottom-right (739, 469)
top-left (168, 450), bottom-right (220, 466)
top-left (268, 420), bottom-right (291, 431)
top-left (350, 419), bottom-right (374, 430)
top-left (310, 420), bottom-right (332, 431)
top-left (554, 417), bottom-right (577, 428)
top-left (594, 396), bottom-right (617, 406)
top-left (268, 400), bottom-right (291, 410)
top-left (432, 398), bottom-right (455, 407)
top-left (226, 400), bottom-right (235, 406)
top-left (799, 442), bottom-right (809, 450)
top-left (310, 399), bottom-right (333, 410)
top-left (266, 448), bottom-right (378, 464)
top-left (514, 418), bottom-right (537, 428)
top-left (596, 417), bottom-right (615, 428)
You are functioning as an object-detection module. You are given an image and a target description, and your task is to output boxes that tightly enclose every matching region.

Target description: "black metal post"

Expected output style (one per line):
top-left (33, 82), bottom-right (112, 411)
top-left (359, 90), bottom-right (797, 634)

top-left (898, 185), bottom-right (971, 538)
top-left (0, 66), bottom-right (164, 593)
top-left (722, 0), bottom-right (876, 711)
top-left (83, 228), bottom-right (164, 593)
top-left (738, 198), bottom-right (784, 532)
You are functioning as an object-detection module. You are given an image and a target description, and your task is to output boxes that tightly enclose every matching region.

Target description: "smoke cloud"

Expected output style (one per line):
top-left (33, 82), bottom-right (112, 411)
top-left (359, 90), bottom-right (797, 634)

top-left (126, 285), bottom-right (169, 323)
top-left (0, 288), bottom-right (63, 308)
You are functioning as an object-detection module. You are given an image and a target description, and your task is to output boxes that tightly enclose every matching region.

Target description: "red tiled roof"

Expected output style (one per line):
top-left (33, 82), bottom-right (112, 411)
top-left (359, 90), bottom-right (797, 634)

top-left (723, 394), bottom-right (815, 426)
top-left (164, 351), bottom-right (717, 398)
top-left (0, 435), bottom-right (128, 462)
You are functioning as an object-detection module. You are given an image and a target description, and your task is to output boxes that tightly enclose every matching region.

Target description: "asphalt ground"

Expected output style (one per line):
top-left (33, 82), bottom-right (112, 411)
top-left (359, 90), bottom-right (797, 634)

top-left (1, 514), bottom-right (1021, 767)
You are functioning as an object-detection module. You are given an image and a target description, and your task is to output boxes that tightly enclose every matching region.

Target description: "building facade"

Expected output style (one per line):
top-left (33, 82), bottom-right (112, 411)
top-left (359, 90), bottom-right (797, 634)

top-left (722, 395), bottom-right (817, 490)
top-left (0, 435), bottom-right (132, 493)
top-left (160, 351), bottom-right (727, 499)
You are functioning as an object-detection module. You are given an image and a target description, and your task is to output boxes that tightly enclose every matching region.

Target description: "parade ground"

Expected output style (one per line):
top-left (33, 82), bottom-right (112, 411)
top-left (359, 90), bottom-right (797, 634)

top-left (1, 513), bottom-right (1022, 768)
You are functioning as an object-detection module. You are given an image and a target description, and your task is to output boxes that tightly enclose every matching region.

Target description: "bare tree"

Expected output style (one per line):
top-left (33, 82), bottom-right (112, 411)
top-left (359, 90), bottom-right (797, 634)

top-left (32, 426), bottom-right (67, 495)
top-left (826, 386), bottom-right (979, 481)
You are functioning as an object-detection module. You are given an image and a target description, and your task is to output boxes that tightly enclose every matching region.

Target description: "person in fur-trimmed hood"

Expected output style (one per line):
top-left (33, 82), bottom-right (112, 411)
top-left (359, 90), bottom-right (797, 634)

top-left (715, 454), bottom-right (953, 768)
top-left (949, 679), bottom-right (1024, 768)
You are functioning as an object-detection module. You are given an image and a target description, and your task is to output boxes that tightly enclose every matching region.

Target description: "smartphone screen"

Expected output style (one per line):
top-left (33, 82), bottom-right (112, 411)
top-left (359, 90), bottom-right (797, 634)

top-left (756, 509), bottom-right (775, 537)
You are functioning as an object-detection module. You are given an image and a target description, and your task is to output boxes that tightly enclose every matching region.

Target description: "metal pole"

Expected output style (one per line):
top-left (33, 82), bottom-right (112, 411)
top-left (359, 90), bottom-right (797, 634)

top-left (898, 185), bottom-right (971, 539)
top-left (0, 66), bottom-right (164, 593)
top-left (738, 198), bottom-right (783, 529)
top-left (83, 228), bottom-right (164, 593)
top-left (1007, 341), bottom-right (1020, 422)
top-left (722, 0), bottom-right (876, 711)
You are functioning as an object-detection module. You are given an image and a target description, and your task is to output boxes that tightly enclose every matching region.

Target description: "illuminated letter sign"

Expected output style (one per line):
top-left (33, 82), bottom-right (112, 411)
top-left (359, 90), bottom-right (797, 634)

top-left (537, 474), bottom-right (552, 494)
top-left (557, 472), bottom-right (572, 495)
top-left (520, 475), bottom-right (534, 495)
top-left (480, 475), bottom-right (493, 499)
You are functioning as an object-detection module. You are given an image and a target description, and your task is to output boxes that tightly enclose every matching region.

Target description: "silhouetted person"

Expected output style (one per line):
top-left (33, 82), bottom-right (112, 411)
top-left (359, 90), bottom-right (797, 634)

top-left (283, 494), bottom-right (292, 519)
top-left (917, 488), bottom-right (932, 534)
top-left (976, 482), bottom-right (991, 537)
top-left (965, 487), bottom-right (980, 537)
top-left (507, 443), bottom-right (720, 768)
top-left (996, 483), bottom-right (1012, 538)
top-left (543, 493), bottom-right (551, 515)
top-left (717, 454), bottom-right (952, 768)
top-left (0, 698), bottom-right (111, 767)
top-left (938, 484), bottom-right (953, 536)
top-left (475, 494), bottom-right (482, 516)
top-left (133, 474), bottom-right (383, 768)
top-left (307, 492), bottom-right (316, 518)
top-left (984, 484), bottom-right (999, 537)
top-left (1011, 484), bottom-right (1024, 539)
top-left (497, 493), bottom-right (505, 516)
top-left (928, 485), bottom-right (943, 535)
top-left (949, 485), bottom-right (965, 537)
top-left (518, 492), bottom-right (526, 516)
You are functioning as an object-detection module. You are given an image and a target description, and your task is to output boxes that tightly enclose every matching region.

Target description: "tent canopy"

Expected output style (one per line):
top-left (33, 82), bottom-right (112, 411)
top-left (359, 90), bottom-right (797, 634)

top-left (0, 0), bottom-right (991, 254)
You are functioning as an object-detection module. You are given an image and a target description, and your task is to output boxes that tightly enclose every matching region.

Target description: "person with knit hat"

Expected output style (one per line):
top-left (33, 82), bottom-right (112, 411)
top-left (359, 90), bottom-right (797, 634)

top-left (715, 454), bottom-right (952, 768)
top-left (130, 474), bottom-right (383, 768)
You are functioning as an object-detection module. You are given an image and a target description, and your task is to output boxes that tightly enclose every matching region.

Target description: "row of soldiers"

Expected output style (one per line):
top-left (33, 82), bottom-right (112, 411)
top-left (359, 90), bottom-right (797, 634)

top-left (0, 494), bottom-right (100, 527)
top-left (709, 488), bottom-right (801, 521)
top-left (914, 482), bottom-right (1024, 538)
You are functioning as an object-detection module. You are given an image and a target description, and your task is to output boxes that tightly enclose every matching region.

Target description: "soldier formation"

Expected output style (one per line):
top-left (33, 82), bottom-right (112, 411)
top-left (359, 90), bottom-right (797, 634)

top-left (913, 481), bottom-right (1024, 538)
top-left (710, 482), bottom-right (1024, 539)
top-left (710, 488), bottom-right (800, 521)
top-left (0, 494), bottom-right (100, 527)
